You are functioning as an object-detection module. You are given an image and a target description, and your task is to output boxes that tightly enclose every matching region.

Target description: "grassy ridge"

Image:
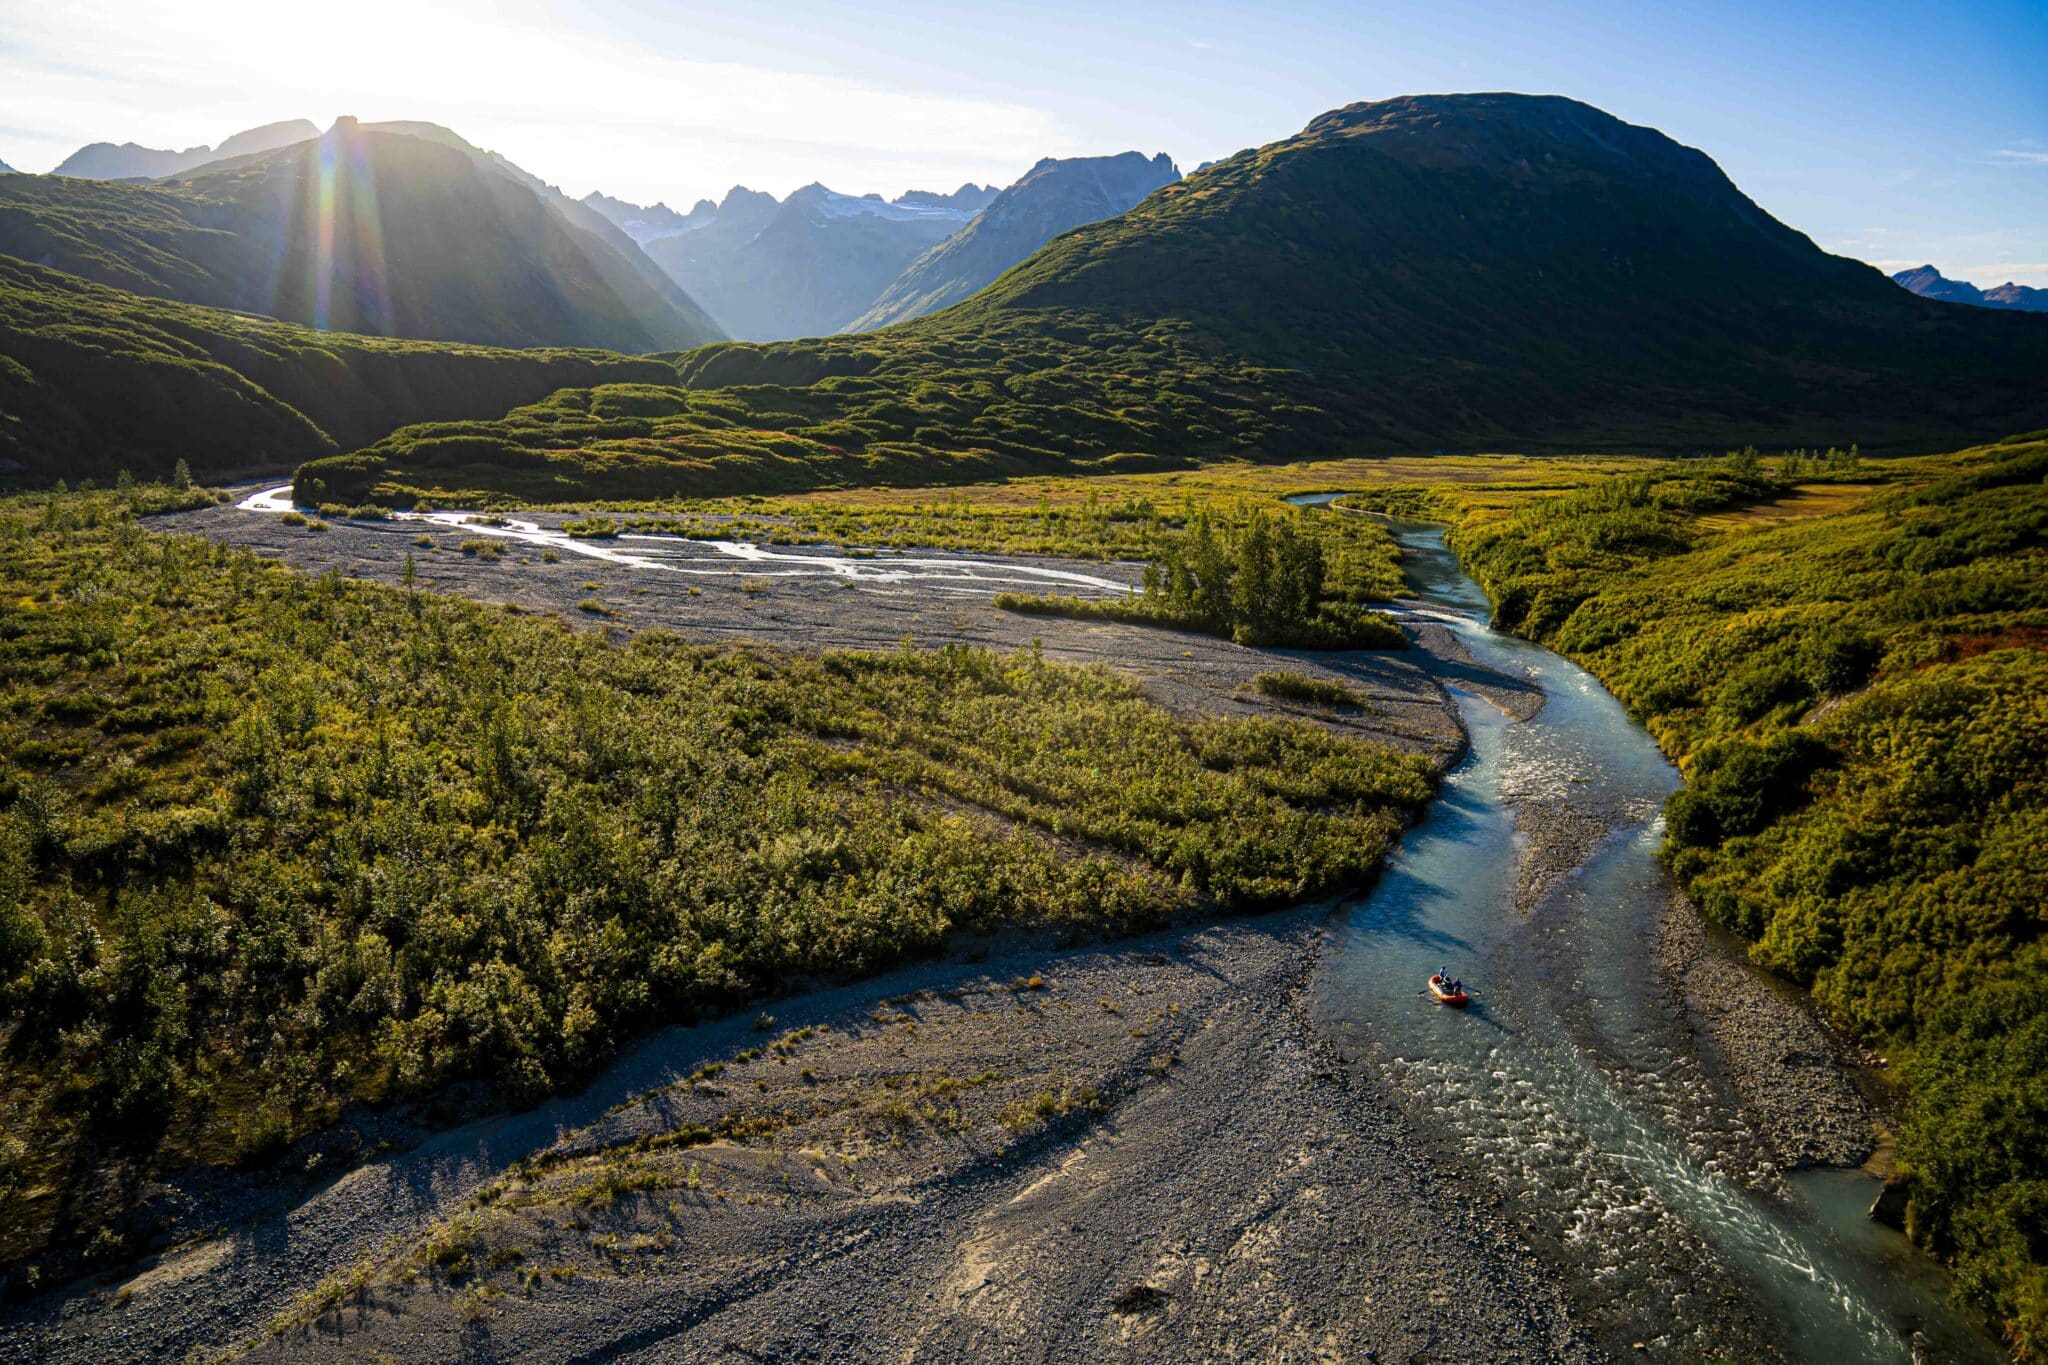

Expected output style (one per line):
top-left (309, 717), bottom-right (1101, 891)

top-left (0, 255), bottom-right (674, 486)
top-left (291, 312), bottom-right (1306, 507)
top-left (1443, 438), bottom-right (2048, 1356)
top-left (0, 484), bottom-right (1433, 1277)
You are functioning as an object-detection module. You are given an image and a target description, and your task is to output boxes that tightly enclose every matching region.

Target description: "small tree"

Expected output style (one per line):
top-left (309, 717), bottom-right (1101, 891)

top-left (173, 459), bottom-right (193, 489)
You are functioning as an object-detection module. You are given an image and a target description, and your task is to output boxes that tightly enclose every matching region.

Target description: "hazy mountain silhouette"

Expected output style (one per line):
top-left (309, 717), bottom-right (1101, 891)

top-left (643, 183), bottom-right (981, 339)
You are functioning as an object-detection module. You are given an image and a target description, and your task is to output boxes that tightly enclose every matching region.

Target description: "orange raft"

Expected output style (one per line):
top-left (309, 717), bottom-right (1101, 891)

top-left (1428, 974), bottom-right (1470, 1007)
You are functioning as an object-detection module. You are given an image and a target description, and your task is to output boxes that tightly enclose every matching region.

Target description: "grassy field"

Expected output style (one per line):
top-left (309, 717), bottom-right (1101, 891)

top-left (1368, 436), bottom-right (2047, 1357)
top-left (0, 482), bottom-right (1434, 1278)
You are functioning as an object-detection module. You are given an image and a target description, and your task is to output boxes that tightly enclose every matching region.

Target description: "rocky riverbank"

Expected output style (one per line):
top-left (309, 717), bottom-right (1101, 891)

top-left (1661, 892), bottom-right (1877, 1171)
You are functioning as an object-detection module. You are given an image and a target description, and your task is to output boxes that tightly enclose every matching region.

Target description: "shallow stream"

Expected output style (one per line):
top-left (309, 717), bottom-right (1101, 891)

top-left (1318, 518), bottom-right (1998, 1363)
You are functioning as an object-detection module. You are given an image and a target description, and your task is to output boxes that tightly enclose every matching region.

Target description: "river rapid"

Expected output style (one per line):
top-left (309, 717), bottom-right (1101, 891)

top-left (1317, 518), bottom-right (1998, 1363)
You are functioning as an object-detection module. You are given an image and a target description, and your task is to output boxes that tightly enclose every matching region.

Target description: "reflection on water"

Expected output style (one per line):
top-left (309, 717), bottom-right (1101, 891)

top-left (1320, 520), bottom-right (1997, 1363)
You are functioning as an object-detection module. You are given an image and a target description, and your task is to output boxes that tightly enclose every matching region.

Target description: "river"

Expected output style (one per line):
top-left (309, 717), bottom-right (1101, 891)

top-left (1316, 516), bottom-right (1999, 1363)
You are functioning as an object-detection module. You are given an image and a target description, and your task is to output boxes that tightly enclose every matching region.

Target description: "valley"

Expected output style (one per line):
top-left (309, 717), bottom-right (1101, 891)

top-left (2, 61), bottom-right (2045, 1364)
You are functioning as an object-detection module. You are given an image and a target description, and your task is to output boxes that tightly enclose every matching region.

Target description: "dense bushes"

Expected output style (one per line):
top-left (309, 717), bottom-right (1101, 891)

top-left (0, 484), bottom-right (1432, 1272)
top-left (1662, 731), bottom-right (1831, 853)
top-left (1448, 437), bottom-right (2048, 1355)
top-left (999, 507), bottom-right (1406, 649)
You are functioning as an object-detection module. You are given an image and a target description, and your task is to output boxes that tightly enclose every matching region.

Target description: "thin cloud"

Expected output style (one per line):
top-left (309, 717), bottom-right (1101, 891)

top-left (1988, 148), bottom-right (2048, 167)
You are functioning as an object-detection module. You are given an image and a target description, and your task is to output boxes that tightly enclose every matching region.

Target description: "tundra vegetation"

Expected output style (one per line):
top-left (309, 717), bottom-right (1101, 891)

top-left (1418, 435), bottom-right (2048, 1356)
top-left (0, 482), bottom-right (1432, 1274)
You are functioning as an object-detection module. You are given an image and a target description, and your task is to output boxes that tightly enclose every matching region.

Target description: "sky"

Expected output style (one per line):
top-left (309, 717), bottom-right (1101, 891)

top-left (3, 0), bottom-right (2045, 285)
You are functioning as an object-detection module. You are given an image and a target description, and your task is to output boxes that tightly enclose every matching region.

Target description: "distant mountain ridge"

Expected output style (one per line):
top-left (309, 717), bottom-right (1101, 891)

top-left (897, 183), bottom-right (999, 213)
top-left (1893, 263), bottom-right (2048, 313)
top-left (852, 151), bottom-right (1179, 330)
top-left (0, 118), bottom-right (722, 353)
top-left (642, 182), bottom-right (982, 339)
top-left (49, 120), bottom-right (320, 180)
top-left (581, 191), bottom-right (717, 243)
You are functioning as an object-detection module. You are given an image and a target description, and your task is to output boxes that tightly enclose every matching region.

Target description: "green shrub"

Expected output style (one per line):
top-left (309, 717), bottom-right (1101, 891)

top-left (999, 508), bottom-right (1405, 650)
top-left (1253, 671), bottom-right (1365, 707)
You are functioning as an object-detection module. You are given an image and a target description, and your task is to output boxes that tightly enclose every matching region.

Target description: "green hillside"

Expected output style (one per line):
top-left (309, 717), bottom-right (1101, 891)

top-left (0, 121), bottom-right (723, 354)
top-left (0, 256), bottom-right (674, 485)
top-left (296, 94), bottom-right (2048, 508)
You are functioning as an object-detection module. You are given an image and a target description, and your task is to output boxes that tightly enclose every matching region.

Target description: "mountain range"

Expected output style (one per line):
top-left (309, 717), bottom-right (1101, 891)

top-left (636, 183), bottom-right (982, 339)
top-left (703, 94), bottom-right (2048, 453)
top-left (1893, 263), bottom-right (2048, 313)
top-left (8, 92), bottom-right (2048, 500)
top-left (588, 165), bottom-right (1164, 340)
top-left (47, 119), bottom-right (320, 180)
top-left (0, 118), bottom-right (721, 353)
top-left (850, 152), bottom-right (1178, 330)
top-left (301, 93), bottom-right (2048, 509)
top-left (581, 191), bottom-right (719, 243)
top-left (19, 114), bottom-right (1181, 348)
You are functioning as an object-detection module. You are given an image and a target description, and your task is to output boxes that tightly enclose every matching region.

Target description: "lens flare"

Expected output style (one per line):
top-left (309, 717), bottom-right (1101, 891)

top-left (287, 121), bottom-right (392, 334)
top-left (314, 133), bottom-right (336, 330)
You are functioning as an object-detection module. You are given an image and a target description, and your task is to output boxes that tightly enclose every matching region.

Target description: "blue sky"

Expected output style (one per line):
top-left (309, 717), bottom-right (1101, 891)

top-left (4, 0), bottom-right (2044, 283)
